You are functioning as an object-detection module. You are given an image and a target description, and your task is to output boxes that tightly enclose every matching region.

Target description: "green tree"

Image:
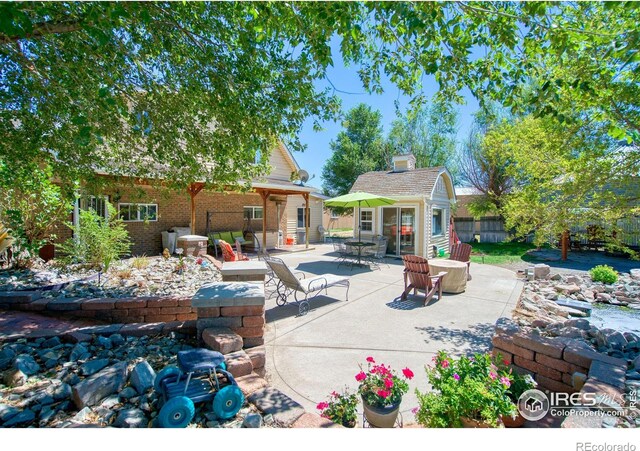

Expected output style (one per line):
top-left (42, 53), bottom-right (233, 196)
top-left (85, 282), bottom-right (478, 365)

top-left (321, 104), bottom-right (388, 197)
top-left (459, 105), bottom-right (515, 216)
top-left (0, 163), bottom-right (74, 267)
top-left (387, 100), bottom-right (459, 175)
top-left (1, 1), bottom-right (638, 189)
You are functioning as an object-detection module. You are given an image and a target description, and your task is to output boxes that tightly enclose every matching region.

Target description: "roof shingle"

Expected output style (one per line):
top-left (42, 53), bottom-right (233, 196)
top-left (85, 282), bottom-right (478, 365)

top-left (350, 167), bottom-right (446, 197)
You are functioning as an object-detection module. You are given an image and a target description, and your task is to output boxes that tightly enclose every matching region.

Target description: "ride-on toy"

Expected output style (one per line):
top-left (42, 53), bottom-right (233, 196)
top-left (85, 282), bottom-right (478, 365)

top-left (153, 348), bottom-right (244, 428)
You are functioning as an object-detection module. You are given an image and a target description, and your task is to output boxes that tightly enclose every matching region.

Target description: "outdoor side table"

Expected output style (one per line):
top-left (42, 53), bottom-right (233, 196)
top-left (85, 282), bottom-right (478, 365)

top-left (428, 259), bottom-right (468, 293)
top-left (220, 261), bottom-right (269, 282)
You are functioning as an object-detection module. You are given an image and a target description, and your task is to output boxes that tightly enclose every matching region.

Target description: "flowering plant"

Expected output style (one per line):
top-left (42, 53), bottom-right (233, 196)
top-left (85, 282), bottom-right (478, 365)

top-left (415, 351), bottom-right (516, 428)
top-left (494, 354), bottom-right (537, 403)
top-left (316, 389), bottom-right (358, 428)
top-left (355, 357), bottom-right (413, 408)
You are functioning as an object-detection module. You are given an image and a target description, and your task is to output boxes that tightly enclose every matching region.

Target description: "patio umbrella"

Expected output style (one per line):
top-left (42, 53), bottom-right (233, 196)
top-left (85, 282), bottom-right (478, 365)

top-left (324, 192), bottom-right (396, 242)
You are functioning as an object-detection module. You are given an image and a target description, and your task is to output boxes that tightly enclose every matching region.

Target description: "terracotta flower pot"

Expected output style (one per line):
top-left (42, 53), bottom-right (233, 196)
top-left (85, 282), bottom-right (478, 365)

top-left (501, 413), bottom-right (526, 428)
top-left (362, 398), bottom-right (401, 428)
top-left (460, 416), bottom-right (504, 428)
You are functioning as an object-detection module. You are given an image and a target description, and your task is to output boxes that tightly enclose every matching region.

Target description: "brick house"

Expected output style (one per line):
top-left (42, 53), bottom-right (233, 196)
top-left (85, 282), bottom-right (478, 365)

top-left (55, 143), bottom-right (324, 257)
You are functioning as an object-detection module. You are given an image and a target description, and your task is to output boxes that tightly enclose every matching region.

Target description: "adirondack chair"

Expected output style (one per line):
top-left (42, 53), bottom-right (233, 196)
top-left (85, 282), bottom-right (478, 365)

top-left (449, 243), bottom-right (472, 280)
top-left (401, 255), bottom-right (447, 306)
top-left (219, 239), bottom-right (249, 262)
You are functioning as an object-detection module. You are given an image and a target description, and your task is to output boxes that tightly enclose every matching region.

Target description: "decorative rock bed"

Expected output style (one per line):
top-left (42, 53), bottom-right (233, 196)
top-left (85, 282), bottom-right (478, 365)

top-left (0, 255), bottom-right (221, 299)
top-left (493, 268), bottom-right (640, 429)
top-left (0, 333), bottom-right (277, 428)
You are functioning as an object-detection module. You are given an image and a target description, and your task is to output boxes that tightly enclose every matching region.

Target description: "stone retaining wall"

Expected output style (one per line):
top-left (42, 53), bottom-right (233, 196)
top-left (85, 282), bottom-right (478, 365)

top-left (0, 292), bottom-right (197, 323)
top-left (491, 319), bottom-right (626, 394)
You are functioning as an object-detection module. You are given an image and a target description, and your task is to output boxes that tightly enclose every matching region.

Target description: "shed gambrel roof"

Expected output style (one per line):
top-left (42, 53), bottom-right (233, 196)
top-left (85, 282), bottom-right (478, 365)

top-left (350, 166), bottom-right (450, 198)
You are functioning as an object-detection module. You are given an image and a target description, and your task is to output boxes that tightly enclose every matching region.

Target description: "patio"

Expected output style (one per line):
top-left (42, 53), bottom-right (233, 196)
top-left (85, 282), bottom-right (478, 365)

top-left (261, 244), bottom-right (524, 425)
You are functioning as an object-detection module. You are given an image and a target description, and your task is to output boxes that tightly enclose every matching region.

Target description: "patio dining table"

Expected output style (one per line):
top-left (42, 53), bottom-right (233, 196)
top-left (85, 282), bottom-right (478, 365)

top-left (344, 241), bottom-right (375, 267)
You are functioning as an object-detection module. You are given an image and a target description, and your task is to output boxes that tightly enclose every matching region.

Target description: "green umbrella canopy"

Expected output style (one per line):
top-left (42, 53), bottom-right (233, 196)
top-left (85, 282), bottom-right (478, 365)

top-left (325, 192), bottom-right (396, 242)
top-left (324, 192), bottom-right (397, 208)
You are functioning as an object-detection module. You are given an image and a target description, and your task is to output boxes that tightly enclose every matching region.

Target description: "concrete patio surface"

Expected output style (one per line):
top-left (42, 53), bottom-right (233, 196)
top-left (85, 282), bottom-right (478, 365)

top-left (263, 244), bottom-right (524, 426)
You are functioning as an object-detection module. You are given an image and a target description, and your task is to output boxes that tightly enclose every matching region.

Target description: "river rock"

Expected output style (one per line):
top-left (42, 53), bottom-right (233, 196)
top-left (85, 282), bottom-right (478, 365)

top-left (14, 354), bottom-right (40, 376)
top-left (79, 358), bottom-right (110, 377)
top-left (72, 361), bottom-right (128, 409)
top-left (41, 337), bottom-right (62, 348)
top-left (605, 330), bottom-right (628, 351)
top-left (3, 409), bottom-right (36, 427)
top-left (73, 406), bottom-right (93, 423)
top-left (129, 360), bottom-right (155, 395)
top-left (113, 408), bottom-right (148, 428)
top-left (110, 334), bottom-right (125, 347)
top-left (556, 284), bottom-right (581, 294)
top-left (243, 413), bottom-right (263, 428)
top-left (564, 318), bottom-right (591, 330)
top-left (69, 344), bottom-right (90, 362)
top-left (534, 264), bottom-right (551, 279)
top-left (630, 269), bottom-right (640, 280)
top-left (3, 368), bottom-right (27, 387)
top-left (0, 404), bottom-right (20, 423)
top-left (119, 386), bottom-right (137, 400)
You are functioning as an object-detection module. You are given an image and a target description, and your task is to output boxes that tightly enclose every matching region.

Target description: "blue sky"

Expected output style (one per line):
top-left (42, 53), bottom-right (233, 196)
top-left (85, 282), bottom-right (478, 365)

top-left (293, 39), bottom-right (481, 190)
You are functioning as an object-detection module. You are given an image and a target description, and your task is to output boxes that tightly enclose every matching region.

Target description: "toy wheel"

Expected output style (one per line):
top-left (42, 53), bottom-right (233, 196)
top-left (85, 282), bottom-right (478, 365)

top-left (212, 385), bottom-right (244, 420)
top-left (298, 301), bottom-right (310, 316)
top-left (158, 396), bottom-right (195, 428)
top-left (154, 366), bottom-right (181, 393)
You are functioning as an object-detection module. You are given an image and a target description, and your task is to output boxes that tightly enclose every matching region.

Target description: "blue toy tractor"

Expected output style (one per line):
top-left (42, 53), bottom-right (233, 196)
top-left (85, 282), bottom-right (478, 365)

top-left (153, 348), bottom-right (244, 428)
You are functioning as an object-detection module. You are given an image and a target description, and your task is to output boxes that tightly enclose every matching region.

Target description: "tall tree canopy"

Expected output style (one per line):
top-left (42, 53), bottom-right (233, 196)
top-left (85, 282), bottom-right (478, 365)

top-left (321, 104), bottom-right (387, 197)
top-left (1, 2), bottom-right (638, 189)
top-left (387, 100), bottom-right (459, 175)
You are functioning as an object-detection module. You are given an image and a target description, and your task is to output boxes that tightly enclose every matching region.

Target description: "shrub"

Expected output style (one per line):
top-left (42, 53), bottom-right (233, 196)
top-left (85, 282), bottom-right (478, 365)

top-left (414, 351), bottom-right (516, 428)
top-left (0, 164), bottom-right (73, 268)
top-left (59, 203), bottom-right (131, 272)
top-left (589, 265), bottom-right (618, 284)
top-left (316, 390), bottom-right (358, 428)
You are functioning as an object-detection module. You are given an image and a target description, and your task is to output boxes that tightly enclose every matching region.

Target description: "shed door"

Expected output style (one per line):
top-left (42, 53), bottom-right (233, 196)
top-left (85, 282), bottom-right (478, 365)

top-left (382, 207), bottom-right (416, 256)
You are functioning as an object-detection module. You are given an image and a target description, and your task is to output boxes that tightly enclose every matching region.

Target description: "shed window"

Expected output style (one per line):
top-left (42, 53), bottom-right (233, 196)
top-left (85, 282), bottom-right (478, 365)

top-left (432, 208), bottom-right (444, 236)
top-left (360, 209), bottom-right (373, 232)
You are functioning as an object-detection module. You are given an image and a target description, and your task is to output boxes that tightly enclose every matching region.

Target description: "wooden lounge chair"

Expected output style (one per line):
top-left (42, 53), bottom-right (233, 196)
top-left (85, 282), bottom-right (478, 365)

top-left (449, 243), bottom-right (472, 280)
top-left (401, 255), bottom-right (447, 306)
top-left (219, 239), bottom-right (249, 262)
top-left (264, 256), bottom-right (350, 316)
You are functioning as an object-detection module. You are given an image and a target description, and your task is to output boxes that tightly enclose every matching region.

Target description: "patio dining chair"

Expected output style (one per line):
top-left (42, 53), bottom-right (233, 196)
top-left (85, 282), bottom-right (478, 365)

top-left (449, 243), bottom-right (472, 280)
top-left (264, 256), bottom-right (350, 316)
top-left (401, 255), bottom-right (447, 306)
top-left (364, 236), bottom-right (389, 269)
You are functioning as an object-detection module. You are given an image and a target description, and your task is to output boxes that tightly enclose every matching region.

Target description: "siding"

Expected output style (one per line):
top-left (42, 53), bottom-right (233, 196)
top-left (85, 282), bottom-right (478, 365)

top-left (285, 195), bottom-right (323, 243)
top-left (268, 142), bottom-right (297, 181)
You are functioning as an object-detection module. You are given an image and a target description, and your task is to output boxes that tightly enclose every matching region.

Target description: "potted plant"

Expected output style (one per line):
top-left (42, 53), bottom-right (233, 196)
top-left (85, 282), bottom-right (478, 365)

top-left (355, 357), bottom-right (413, 428)
top-left (414, 351), bottom-right (516, 428)
top-left (495, 355), bottom-right (537, 427)
top-left (316, 389), bottom-right (358, 428)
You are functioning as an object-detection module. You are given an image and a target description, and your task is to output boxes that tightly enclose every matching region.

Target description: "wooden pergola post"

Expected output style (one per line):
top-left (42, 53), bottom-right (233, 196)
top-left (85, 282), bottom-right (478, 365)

top-left (187, 183), bottom-right (204, 235)
top-left (303, 193), bottom-right (310, 249)
top-left (260, 190), bottom-right (270, 250)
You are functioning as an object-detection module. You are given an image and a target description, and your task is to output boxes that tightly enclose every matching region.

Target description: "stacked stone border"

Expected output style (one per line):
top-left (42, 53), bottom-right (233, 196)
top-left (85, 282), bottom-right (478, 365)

top-left (492, 319), bottom-right (629, 428)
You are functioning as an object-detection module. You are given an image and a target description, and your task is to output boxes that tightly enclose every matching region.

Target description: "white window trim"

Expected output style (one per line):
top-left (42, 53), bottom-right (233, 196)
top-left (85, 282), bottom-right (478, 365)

top-left (360, 208), bottom-right (374, 232)
top-left (432, 207), bottom-right (445, 237)
top-left (118, 203), bottom-right (158, 222)
top-left (244, 206), bottom-right (263, 220)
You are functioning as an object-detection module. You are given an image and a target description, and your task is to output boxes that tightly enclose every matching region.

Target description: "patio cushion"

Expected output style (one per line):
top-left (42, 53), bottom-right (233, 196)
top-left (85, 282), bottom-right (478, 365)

top-left (219, 240), bottom-right (237, 262)
top-left (230, 231), bottom-right (245, 243)
top-left (219, 231), bottom-right (234, 243)
top-left (299, 274), bottom-right (349, 294)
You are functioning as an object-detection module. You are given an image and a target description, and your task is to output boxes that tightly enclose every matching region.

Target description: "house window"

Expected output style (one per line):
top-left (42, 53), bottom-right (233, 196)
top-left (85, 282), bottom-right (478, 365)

top-left (360, 209), bottom-right (373, 232)
top-left (244, 206), bottom-right (263, 220)
top-left (330, 209), bottom-right (340, 219)
top-left (80, 195), bottom-right (108, 218)
top-left (432, 208), bottom-right (444, 236)
top-left (297, 208), bottom-right (309, 228)
top-left (119, 203), bottom-right (158, 222)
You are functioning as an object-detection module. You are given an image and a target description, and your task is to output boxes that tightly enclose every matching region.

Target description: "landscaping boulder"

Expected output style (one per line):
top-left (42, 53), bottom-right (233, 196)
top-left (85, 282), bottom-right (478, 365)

top-left (129, 360), bottom-right (156, 395)
top-left (79, 358), bottom-right (110, 377)
top-left (533, 264), bottom-right (550, 280)
top-left (113, 408), bottom-right (148, 428)
top-left (3, 409), bottom-right (35, 427)
top-left (72, 361), bottom-right (128, 409)
top-left (14, 354), bottom-right (40, 376)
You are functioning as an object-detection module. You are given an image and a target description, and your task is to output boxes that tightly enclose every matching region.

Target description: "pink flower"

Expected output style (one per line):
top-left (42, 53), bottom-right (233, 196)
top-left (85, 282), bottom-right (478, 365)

top-left (355, 371), bottom-right (367, 382)
top-left (453, 373), bottom-right (460, 381)
top-left (402, 368), bottom-right (414, 380)
top-left (316, 402), bottom-right (329, 411)
top-left (377, 390), bottom-right (390, 399)
top-left (331, 391), bottom-right (339, 397)
top-left (366, 356), bottom-right (375, 363)
top-left (489, 372), bottom-right (497, 380)
top-left (411, 407), bottom-right (419, 415)
top-left (384, 378), bottom-right (394, 389)
top-left (500, 376), bottom-right (511, 388)
top-left (440, 360), bottom-right (450, 369)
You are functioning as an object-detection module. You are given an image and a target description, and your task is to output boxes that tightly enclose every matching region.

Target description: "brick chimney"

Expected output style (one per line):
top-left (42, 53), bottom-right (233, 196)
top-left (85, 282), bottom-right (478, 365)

top-left (392, 154), bottom-right (416, 172)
